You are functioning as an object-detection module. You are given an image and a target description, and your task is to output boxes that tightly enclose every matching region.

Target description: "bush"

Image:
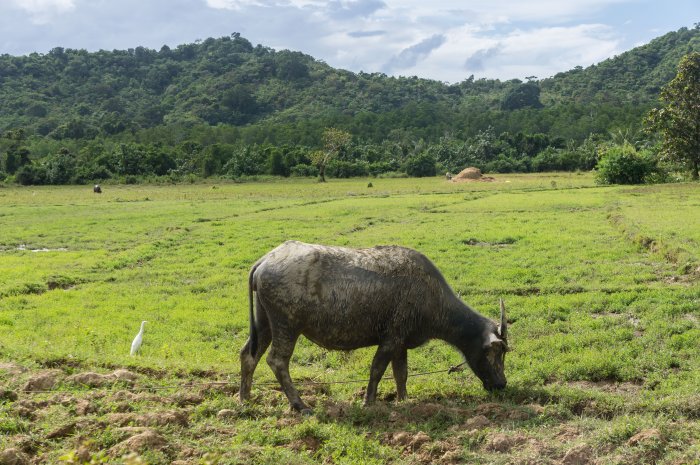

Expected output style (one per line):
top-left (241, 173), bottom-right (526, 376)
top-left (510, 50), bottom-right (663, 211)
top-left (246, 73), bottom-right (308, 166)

top-left (404, 152), bottom-right (436, 177)
top-left (290, 164), bottom-right (318, 177)
top-left (327, 160), bottom-right (369, 178)
top-left (15, 163), bottom-right (48, 185)
top-left (483, 155), bottom-right (528, 173)
top-left (595, 143), bottom-right (658, 184)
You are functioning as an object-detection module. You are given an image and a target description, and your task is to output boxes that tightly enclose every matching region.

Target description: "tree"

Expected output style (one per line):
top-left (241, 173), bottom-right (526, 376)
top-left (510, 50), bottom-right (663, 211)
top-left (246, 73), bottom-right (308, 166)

top-left (501, 82), bottom-right (544, 110)
top-left (45, 147), bottom-right (76, 184)
top-left (311, 128), bottom-right (352, 182)
top-left (645, 52), bottom-right (700, 180)
top-left (2, 129), bottom-right (30, 174)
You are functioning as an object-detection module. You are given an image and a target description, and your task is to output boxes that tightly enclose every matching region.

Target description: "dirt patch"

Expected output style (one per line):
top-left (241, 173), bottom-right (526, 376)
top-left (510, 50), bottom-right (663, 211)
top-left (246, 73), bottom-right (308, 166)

top-left (0, 389), bottom-right (18, 402)
top-left (22, 369), bottom-right (62, 391)
top-left (322, 400), bottom-right (352, 421)
top-left (0, 448), bottom-right (30, 465)
top-left (451, 167), bottom-right (496, 183)
top-left (103, 413), bottom-right (137, 427)
top-left (475, 402), bottom-right (507, 420)
top-left (0, 363), bottom-right (26, 376)
top-left (484, 433), bottom-right (527, 453)
top-left (172, 392), bottom-right (205, 407)
top-left (289, 435), bottom-right (323, 453)
top-left (561, 443), bottom-right (594, 465)
top-left (105, 410), bottom-right (188, 427)
top-left (556, 425), bottom-right (582, 442)
top-left (462, 414), bottom-right (491, 429)
top-left (627, 429), bottom-right (662, 446)
top-left (384, 431), bottom-right (431, 452)
top-left (66, 372), bottom-right (110, 387)
top-left (110, 429), bottom-right (168, 455)
top-left (139, 410), bottom-right (189, 427)
top-left (217, 409), bottom-right (238, 421)
top-left (75, 399), bottom-right (98, 415)
top-left (110, 389), bottom-right (163, 404)
top-left (414, 439), bottom-right (461, 464)
top-left (66, 369), bottom-right (138, 387)
top-left (508, 408), bottom-right (536, 421)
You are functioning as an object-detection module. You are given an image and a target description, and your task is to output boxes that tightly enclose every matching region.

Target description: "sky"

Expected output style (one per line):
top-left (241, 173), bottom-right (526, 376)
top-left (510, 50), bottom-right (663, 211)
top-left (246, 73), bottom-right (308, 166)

top-left (0, 0), bottom-right (697, 82)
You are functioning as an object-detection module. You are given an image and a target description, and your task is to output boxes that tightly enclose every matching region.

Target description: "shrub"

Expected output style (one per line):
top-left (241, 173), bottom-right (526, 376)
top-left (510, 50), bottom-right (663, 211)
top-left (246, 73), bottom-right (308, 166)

top-left (327, 160), bottom-right (369, 178)
top-left (15, 163), bottom-right (48, 185)
top-left (404, 152), bottom-right (436, 177)
top-left (290, 164), bottom-right (318, 177)
top-left (595, 143), bottom-right (658, 185)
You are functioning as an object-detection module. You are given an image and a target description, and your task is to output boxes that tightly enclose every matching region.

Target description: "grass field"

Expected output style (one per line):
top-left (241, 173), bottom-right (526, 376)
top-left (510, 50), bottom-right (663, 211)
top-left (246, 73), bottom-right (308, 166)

top-left (0, 173), bottom-right (698, 464)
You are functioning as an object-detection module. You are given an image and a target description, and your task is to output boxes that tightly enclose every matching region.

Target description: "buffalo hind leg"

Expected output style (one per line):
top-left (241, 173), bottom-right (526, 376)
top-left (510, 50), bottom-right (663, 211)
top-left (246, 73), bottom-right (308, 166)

top-left (364, 344), bottom-right (393, 406)
top-left (239, 307), bottom-right (271, 402)
top-left (392, 349), bottom-right (408, 401)
top-left (266, 336), bottom-right (310, 413)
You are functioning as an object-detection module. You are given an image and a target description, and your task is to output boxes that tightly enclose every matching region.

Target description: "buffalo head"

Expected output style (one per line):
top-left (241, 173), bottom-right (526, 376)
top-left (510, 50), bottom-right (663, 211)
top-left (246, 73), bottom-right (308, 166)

top-left (465, 299), bottom-right (509, 391)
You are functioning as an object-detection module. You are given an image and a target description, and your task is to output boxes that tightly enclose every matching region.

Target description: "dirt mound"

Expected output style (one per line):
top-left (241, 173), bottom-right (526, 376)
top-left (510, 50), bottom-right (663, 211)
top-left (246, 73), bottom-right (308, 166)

top-left (485, 433), bottom-right (527, 453)
top-left (451, 167), bottom-right (496, 183)
top-left (110, 429), bottom-right (168, 455)
top-left (627, 429), bottom-right (662, 446)
top-left (463, 414), bottom-right (491, 429)
top-left (561, 443), bottom-right (593, 465)
top-left (384, 431), bottom-right (432, 453)
top-left (66, 369), bottom-right (138, 387)
top-left (22, 370), bottom-right (62, 392)
top-left (0, 363), bottom-right (26, 376)
top-left (0, 390), bottom-right (18, 402)
top-left (0, 448), bottom-right (30, 465)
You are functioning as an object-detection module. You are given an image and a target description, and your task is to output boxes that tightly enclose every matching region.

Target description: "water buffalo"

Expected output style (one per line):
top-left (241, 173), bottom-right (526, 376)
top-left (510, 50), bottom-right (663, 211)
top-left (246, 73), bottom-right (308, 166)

top-left (239, 241), bottom-right (509, 412)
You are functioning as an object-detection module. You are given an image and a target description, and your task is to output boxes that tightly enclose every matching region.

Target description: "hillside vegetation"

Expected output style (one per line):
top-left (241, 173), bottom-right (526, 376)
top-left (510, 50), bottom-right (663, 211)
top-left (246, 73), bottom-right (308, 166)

top-left (0, 26), bottom-right (699, 183)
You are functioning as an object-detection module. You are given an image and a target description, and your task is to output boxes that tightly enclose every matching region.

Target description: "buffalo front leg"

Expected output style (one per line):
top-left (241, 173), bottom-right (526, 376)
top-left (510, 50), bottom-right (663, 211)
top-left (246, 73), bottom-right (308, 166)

top-left (364, 344), bottom-right (393, 406)
top-left (238, 323), bottom-right (271, 402)
top-left (392, 349), bottom-right (408, 401)
top-left (266, 337), bottom-right (310, 413)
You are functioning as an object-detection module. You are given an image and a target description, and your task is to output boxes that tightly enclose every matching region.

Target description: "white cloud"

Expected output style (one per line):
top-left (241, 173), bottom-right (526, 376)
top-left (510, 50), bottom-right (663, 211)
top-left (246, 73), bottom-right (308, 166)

top-left (9, 0), bottom-right (76, 24)
top-left (403, 24), bottom-right (622, 82)
top-left (265, 0), bottom-right (628, 80)
top-left (205, 0), bottom-right (278, 9)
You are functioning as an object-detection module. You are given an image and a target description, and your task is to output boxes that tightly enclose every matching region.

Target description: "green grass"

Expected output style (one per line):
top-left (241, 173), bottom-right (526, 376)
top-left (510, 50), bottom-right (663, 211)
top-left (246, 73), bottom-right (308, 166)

top-left (0, 173), bottom-right (698, 464)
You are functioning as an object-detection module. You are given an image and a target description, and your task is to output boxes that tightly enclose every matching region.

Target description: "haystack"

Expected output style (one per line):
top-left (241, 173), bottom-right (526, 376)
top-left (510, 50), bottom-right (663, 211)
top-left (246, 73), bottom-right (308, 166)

top-left (451, 167), bottom-right (495, 182)
top-left (455, 167), bottom-right (482, 179)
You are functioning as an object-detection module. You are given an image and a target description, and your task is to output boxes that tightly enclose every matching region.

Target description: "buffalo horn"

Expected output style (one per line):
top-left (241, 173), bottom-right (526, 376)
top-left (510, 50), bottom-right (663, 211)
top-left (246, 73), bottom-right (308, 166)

top-left (499, 299), bottom-right (508, 341)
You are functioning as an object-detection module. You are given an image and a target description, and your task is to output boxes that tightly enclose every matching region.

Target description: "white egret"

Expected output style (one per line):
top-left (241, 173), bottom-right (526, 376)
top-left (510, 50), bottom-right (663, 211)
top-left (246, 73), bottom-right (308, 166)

top-left (130, 321), bottom-right (148, 356)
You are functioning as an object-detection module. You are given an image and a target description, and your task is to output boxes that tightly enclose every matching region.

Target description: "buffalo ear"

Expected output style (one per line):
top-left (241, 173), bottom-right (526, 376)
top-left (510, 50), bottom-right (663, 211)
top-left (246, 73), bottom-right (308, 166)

top-left (483, 331), bottom-right (503, 349)
top-left (499, 299), bottom-right (508, 342)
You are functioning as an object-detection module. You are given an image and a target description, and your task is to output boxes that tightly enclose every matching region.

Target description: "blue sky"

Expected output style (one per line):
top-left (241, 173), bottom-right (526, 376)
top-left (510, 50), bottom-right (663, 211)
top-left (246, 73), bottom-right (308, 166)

top-left (0, 0), bottom-right (697, 82)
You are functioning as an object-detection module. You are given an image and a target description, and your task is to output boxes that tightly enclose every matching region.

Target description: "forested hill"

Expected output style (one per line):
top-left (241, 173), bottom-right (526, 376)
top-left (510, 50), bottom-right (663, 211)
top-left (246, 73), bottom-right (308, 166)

top-left (0, 26), bottom-right (699, 147)
top-left (541, 26), bottom-right (700, 105)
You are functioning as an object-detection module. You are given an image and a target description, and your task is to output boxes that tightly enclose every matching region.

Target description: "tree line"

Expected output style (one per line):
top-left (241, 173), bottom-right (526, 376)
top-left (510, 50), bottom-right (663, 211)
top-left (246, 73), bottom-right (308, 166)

top-left (1, 28), bottom-right (699, 185)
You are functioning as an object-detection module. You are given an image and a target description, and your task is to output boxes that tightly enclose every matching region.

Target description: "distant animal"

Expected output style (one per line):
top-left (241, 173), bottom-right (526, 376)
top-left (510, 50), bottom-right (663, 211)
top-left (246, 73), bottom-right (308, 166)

top-left (130, 321), bottom-right (148, 356)
top-left (93, 184), bottom-right (102, 193)
top-left (445, 172), bottom-right (453, 180)
top-left (239, 241), bottom-right (509, 413)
